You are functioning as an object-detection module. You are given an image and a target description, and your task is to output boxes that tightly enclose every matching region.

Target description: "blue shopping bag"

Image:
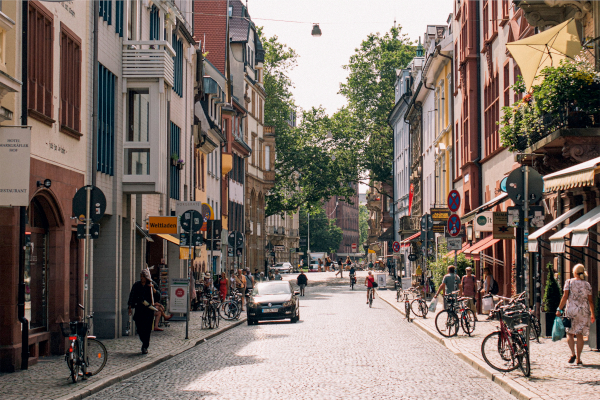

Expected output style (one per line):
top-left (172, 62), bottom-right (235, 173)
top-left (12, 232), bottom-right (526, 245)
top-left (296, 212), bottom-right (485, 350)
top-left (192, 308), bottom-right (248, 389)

top-left (552, 316), bottom-right (566, 342)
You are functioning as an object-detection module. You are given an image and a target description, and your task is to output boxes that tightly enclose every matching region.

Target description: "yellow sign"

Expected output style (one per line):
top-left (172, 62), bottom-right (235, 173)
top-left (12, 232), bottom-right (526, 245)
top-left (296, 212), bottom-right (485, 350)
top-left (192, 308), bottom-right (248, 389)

top-left (368, 249), bottom-right (376, 254)
top-left (493, 212), bottom-right (515, 239)
top-left (431, 208), bottom-right (451, 221)
top-left (179, 247), bottom-right (194, 260)
top-left (148, 216), bottom-right (178, 234)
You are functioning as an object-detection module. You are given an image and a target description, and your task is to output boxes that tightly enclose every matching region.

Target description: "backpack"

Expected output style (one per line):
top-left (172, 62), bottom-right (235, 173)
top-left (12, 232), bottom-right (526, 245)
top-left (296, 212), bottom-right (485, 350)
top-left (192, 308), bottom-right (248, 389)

top-left (490, 278), bottom-right (499, 295)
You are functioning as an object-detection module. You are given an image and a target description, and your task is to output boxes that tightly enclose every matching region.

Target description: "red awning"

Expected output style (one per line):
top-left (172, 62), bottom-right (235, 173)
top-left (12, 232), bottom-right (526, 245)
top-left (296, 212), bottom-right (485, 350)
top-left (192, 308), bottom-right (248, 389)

top-left (446, 241), bottom-right (469, 258)
top-left (464, 235), bottom-right (500, 261)
top-left (401, 232), bottom-right (420, 244)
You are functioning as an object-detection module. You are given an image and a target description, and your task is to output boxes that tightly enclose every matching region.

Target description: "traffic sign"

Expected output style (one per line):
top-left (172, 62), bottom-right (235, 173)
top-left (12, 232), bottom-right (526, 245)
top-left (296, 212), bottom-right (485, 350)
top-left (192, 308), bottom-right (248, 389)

top-left (447, 214), bottom-right (461, 237)
top-left (73, 186), bottom-right (107, 223)
top-left (352, 243), bottom-right (358, 252)
top-left (448, 190), bottom-right (461, 212)
top-left (447, 237), bottom-right (462, 251)
top-left (180, 232), bottom-right (204, 247)
top-left (180, 209), bottom-right (202, 232)
top-left (421, 214), bottom-right (433, 231)
top-left (228, 230), bottom-right (244, 250)
top-left (408, 254), bottom-right (418, 261)
top-left (147, 216), bottom-right (178, 234)
top-left (77, 223), bottom-right (99, 239)
top-left (506, 168), bottom-right (544, 206)
top-left (392, 241), bottom-right (401, 253)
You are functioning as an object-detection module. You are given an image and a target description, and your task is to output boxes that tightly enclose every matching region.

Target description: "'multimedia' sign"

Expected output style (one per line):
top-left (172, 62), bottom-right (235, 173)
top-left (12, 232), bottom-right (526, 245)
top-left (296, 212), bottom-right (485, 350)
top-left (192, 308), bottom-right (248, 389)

top-left (0, 126), bottom-right (31, 206)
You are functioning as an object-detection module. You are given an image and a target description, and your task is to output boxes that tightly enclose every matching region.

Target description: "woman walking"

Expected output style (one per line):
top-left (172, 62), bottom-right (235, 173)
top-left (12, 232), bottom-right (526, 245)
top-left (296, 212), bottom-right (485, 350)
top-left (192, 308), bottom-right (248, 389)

top-left (556, 264), bottom-right (595, 365)
top-left (219, 273), bottom-right (228, 301)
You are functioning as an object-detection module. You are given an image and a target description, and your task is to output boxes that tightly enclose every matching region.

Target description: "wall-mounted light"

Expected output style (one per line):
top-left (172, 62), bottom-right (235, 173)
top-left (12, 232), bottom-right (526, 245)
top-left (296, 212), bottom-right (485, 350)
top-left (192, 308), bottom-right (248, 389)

top-left (311, 23), bottom-right (322, 37)
top-left (37, 179), bottom-right (51, 189)
top-left (466, 224), bottom-right (474, 242)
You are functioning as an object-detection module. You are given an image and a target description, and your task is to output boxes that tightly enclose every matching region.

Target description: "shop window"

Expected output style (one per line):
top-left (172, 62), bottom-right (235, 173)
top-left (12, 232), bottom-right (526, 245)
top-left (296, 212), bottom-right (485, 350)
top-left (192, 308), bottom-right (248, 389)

top-left (115, 0), bottom-right (124, 37)
top-left (26, 198), bottom-right (49, 330)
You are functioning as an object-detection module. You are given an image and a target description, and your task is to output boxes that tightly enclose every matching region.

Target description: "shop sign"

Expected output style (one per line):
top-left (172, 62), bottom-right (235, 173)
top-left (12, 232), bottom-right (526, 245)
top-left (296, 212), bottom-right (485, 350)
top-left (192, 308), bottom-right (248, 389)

top-left (431, 208), bottom-right (451, 221)
top-left (148, 216), bottom-right (178, 234)
top-left (493, 212), bottom-right (515, 239)
top-left (474, 212), bottom-right (493, 232)
top-left (169, 279), bottom-right (189, 313)
top-left (0, 126), bottom-right (31, 206)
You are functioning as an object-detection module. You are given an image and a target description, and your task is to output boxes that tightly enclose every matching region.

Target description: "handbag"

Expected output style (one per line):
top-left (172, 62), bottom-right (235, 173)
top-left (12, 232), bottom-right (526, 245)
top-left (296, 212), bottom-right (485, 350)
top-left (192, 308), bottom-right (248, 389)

top-left (428, 297), bottom-right (438, 313)
top-left (372, 281), bottom-right (378, 288)
top-left (482, 295), bottom-right (494, 311)
top-left (562, 280), bottom-right (572, 328)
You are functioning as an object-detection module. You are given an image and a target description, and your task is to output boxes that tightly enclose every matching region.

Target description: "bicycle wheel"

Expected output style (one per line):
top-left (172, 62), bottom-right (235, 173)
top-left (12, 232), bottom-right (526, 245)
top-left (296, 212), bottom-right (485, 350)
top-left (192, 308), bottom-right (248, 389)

top-left (369, 292), bottom-right (373, 308)
top-left (461, 309), bottom-right (476, 336)
top-left (85, 338), bottom-right (107, 376)
top-left (410, 299), bottom-right (423, 317)
top-left (69, 341), bottom-right (81, 383)
top-left (202, 308), bottom-right (210, 329)
top-left (530, 315), bottom-right (541, 342)
top-left (515, 337), bottom-right (531, 377)
top-left (220, 301), bottom-right (238, 320)
top-left (396, 290), bottom-right (401, 302)
top-left (213, 305), bottom-right (220, 328)
top-left (481, 331), bottom-right (519, 372)
top-left (435, 310), bottom-right (459, 337)
top-left (405, 301), bottom-right (411, 319)
top-left (420, 301), bottom-right (428, 318)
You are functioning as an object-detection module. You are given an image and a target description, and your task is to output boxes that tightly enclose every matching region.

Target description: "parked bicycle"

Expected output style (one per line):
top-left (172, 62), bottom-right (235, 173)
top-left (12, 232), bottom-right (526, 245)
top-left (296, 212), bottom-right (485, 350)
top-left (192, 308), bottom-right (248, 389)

top-left (219, 288), bottom-right (243, 320)
top-left (59, 304), bottom-right (107, 383)
top-left (410, 288), bottom-right (428, 319)
top-left (202, 293), bottom-right (221, 329)
top-left (492, 292), bottom-right (541, 342)
top-left (397, 288), bottom-right (415, 322)
top-left (435, 292), bottom-right (476, 337)
top-left (481, 297), bottom-right (531, 377)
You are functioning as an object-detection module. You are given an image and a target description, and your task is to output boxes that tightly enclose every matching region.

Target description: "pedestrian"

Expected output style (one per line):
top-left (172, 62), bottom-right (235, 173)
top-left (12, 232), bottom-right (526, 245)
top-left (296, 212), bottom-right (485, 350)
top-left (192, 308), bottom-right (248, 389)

top-left (335, 258), bottom-right (344, 278)
top-left (480, 268), bottom-right (495, 318)
top-left (326, 257), bottom-right (332, 272)
top-left (127, 268), bottom-right (159, 354)
top-left (318, 258), bottom-right (322, 272)
top-left (434, 265), bottom-right (460, 310)
top-left (368, 260), bottom-right (373, 270)
top-left (556, 264), bottom-right (595, 365)
top-left (235, 269), bottom-right (247, 310)
top-left (229, 269), bottom-right (236, 291)
top-left (459, 267), bottom-right (478, 321)
top-left (300, 258), bottom-right (304, 270)
top-left (254, 269), bottom-right (261, 282)
top-left (269, 271), bottom-right (275, 281)
top-left (219, 273), bottom-right (228, 301)
top-left (297, 270), bottom-right (308, 296)
top-left (274, 270), bottom-right (282, 280)
top-left (245, 269), bottom-right (255, 296)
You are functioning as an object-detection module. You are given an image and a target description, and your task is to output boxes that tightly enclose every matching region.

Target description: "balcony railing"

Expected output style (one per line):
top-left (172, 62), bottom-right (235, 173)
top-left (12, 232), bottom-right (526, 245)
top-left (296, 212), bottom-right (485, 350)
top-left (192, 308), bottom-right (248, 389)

top-left (289, 229), bottom-right (299, 237)
top-left (267, 226), bottom-right (285, 236)
top-left (399, 216), bottom-right (420, 232)
top-left (123, 41), bottom-right (175, 87)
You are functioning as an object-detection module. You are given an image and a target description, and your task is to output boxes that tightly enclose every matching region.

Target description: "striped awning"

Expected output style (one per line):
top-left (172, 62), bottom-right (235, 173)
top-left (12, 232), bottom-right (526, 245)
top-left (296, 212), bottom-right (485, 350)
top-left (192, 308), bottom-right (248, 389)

top-left (401, 232), bottom-right (420, 244)
top-left (527, 205), bottom-right (584, 252)
top-left (461, 193), bottom-right (508, 223)
top-left (156, 233), bottom-right (180, 245)
top-left (549, 205), bottom-right (600, 253)
top-left (544, 156), bottom-right (600, 192)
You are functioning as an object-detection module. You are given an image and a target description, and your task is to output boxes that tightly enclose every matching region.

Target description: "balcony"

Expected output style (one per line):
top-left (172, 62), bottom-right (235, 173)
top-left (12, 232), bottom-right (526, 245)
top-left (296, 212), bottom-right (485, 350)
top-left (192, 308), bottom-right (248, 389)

top-left (288, 229), bottom-right (299, 238)
top-left (513, 1), bottom-right (592, 30)
top-left (267, 226), bottom-right (285, 236)
top-left (122, 41), bottom-right (175, 87)
top-left (399, 216), bottom-right (420, 233)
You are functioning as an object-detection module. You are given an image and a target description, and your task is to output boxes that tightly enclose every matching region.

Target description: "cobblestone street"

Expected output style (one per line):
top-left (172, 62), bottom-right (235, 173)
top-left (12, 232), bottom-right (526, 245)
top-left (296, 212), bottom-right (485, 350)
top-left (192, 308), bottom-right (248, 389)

top-left (87, 272), bottom-right (515, 400)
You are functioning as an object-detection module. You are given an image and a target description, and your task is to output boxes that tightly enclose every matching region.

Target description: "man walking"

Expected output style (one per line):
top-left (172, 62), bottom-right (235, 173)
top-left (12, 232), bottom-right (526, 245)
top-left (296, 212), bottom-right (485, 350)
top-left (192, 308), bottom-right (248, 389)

top-left (245, 269), bottom-right (255, 296)
top-left (297, 270), bottom-right (308, 296)
top-left (434, 265), bottom-right (460, 309)
top-left (128, 269), bottom-right (159, 354)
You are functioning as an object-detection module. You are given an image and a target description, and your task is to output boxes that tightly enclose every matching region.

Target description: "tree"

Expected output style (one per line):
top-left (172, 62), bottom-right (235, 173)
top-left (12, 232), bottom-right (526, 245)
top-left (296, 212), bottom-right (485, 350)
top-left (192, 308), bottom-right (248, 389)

top-left (298, 207), bottom-right (343, 256)
top-left (428, 243), bottom-right (473, 289)
top-left (359, 205), bottom-right (369, 252)
top-left (264, 26), bottom-right (415, 216)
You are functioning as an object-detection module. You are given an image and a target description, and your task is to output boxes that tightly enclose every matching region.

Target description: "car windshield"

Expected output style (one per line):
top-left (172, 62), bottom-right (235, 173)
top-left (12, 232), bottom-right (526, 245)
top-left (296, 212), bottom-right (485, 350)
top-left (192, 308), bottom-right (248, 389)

top-left (253, 282), bottom-right (291, 295)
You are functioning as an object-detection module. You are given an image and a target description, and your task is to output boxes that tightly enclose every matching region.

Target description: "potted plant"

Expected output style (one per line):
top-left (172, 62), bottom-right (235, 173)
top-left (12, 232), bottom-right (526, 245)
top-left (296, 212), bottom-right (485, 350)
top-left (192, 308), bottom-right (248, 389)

top-left (541, 263), bottom-right (562, 337)
top-left (177, 159), bottom-right (185, 170)
top-left (170, 153), bottom-right (178, 167)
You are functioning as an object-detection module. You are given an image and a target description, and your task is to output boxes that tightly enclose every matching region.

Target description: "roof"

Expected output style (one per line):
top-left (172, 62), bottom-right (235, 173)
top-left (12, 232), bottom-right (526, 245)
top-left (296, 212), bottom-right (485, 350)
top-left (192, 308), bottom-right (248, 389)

top-left (193, 0), bottom-right (227, 74)
top-left (230, 0), bottom-right (251, 42)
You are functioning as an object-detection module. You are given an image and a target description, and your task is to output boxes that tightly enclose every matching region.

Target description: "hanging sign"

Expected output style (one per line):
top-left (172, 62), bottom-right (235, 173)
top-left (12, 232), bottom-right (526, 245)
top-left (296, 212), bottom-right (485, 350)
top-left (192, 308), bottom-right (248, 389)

top-left (148, 216), bottom-right (178, 234)
top-left (493, 212), bottom-right (515, 239)
top-left (474, 212), bottom-right (493, 232)
top-left (431, 208), bottom-right (451, 221)
top-left (0, 126), bottom-right (31, 206)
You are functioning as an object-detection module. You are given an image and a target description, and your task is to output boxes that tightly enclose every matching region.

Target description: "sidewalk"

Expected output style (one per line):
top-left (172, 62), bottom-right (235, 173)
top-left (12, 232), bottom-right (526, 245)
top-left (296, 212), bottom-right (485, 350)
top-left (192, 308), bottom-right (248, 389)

top-left (0, 311), bottom-right (246, 400)
top-left (377, 284), bottom-right (600, 400)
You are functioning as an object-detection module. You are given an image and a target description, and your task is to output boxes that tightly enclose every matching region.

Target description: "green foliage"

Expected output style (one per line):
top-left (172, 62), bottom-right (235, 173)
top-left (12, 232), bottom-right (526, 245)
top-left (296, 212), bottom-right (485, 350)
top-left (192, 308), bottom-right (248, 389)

top-left (428, 243), bottom-right (473, 288)
top-left (264, 26), bottom-right (414, 215)
top-left (500, 56), bottom-right (600, 152)
top-left (358, 205), bottom-right (369, 252)
top-left (543, 263), bottom-right (562, 313)
top-left (298, 207), bottom-right (343, 255)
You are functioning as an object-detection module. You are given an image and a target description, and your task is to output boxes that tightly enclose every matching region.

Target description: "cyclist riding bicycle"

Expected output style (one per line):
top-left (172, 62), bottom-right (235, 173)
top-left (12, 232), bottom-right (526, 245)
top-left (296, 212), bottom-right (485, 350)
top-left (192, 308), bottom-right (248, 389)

top-left (365, 271), bottom-right (375, 304)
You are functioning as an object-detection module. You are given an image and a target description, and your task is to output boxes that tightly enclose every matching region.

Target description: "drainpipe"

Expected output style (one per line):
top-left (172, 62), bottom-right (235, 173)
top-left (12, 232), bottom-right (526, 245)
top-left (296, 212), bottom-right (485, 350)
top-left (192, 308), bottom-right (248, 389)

top-left (92, 0), bottom-right (99, 186)
top-left (19, 0), bottom-right (29, 370)
top-left (475, 0), bottom-right (483, 207)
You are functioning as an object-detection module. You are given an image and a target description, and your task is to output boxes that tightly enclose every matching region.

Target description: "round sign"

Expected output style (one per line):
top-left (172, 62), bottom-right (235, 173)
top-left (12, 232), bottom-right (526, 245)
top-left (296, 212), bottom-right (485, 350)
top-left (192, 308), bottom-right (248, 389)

top-left (448, 190), bottom-right (461, 212)
top-left (392, 241), bottom-right (401, 253)
top-left (408, 254), bottom-right (418, 261)
top-left (200, 203), bottom-right (214, 231)
top-left (72, 186), bottom-right (107, 223)
top-left (447, 214), bottom-right (461, 237)
top-left (228, 230), bottom-right (244, 249)
top-left (506, 168), bottom-right (544, 206)
top-left (500, 176), bottom-right (508, 193)
top-left (180, 209), bottom-right (202, 232)
top-left (175, 288), bottom-right (184, 297)
top-left (476, 215), bottom-right (487, 226)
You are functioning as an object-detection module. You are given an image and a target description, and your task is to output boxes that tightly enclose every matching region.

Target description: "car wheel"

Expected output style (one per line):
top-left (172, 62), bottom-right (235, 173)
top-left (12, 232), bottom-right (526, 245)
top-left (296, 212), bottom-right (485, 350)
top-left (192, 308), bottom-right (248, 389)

top-left (291, 309), bottom-right (299, 323)
top-left (247, 319), bottom-right (255, 326)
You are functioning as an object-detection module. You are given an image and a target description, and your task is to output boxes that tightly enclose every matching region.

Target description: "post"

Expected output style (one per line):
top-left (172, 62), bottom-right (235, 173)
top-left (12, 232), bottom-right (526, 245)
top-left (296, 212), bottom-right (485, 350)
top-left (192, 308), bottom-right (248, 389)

top-left (210, 221), bottom-right (214, 276)
top-left (186, 221), bottom-right (192, 340)
top-left (83, 185), bottom-right (92, 374)
top-left (307, 212), bottom-right (311, 266)
top-left (523, 166), bottom-right (530, 300)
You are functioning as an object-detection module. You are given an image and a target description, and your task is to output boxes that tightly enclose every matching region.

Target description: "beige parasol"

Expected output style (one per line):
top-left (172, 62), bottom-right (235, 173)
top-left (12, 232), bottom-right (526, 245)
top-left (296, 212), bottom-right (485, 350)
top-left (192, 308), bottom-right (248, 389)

top-left (506, 18), bottom-right (581, 91)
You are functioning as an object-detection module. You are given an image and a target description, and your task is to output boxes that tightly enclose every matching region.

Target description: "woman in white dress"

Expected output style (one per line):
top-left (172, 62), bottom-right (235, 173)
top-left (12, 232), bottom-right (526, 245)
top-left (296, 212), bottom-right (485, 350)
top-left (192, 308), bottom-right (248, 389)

top-left (556, 264), bottom-right (596, 365)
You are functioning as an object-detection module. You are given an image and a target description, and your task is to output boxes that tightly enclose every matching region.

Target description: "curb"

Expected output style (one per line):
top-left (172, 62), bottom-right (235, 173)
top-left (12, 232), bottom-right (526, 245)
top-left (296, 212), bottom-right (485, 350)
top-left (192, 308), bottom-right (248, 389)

top-left (378, 295), bottom-right (544, 400)
top-left (55, 317), bottom-right (247, 400)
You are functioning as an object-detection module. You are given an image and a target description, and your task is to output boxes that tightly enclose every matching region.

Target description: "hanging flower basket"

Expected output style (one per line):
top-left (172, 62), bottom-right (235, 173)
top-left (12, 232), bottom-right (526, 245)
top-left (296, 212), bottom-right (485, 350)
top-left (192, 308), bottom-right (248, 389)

top-left (177, 159), bottom-right (185, 170)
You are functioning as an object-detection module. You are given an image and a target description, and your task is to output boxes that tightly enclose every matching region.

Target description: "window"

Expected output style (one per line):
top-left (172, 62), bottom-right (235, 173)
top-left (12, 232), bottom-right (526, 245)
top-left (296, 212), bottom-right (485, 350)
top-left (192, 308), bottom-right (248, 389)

top-left (28, 2), bottom-right (53, 122)
top-left (128, 0), bottom-right (137, 40)
top-left (514, 64), bottom-right (523, 103)
top-left (125, 88), bottom-right (150, 175)
top-left (483, 1), bottom-right (489, 41)
top-left (98, 64), bottom-right (116, 175)
top-left (491, 0), bottom-right (498, 35)
top-left (503, 63), bottom-right (510, 107)
top-left (484, 71), bottom-right (500, 156)
top-left (172, 33), bottom-right (183, 97)
top-left (99, 0), bottom-right (112, 25)
top-left (60, 24), bottom-right (81, 136)
top-left (502, 0), bottom-right (510, 21)
top-left (149, 5), bottom-right (159, 40)
top-left (201, 153), bottom-right (205, 191)
top-left (170, 122), bottom-right (181, 200)
top-left (115, 0), bottom-right (124, 37)
top-left (265, 146), bottom-right (271, 171)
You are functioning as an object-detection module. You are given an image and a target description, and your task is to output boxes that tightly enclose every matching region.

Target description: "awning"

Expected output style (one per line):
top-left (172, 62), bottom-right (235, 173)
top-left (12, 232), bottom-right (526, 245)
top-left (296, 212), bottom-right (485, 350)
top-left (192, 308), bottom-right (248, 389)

top-left (401, 232), bottom-right (420, 244)
top-left (544, 156), bottom-right (600, 192)
top-left (135, 223), bottom-right (154, 242)
top-left (446, 241), bottom-right (469, 258)
top-left (156, 233), bottom-right (180, 245)
top-left (527, 205), bottom-right (584, 252)
top-left (462, 193), bottom-right (509, 223)
top-left (549, 205), bottom-right (600, 253)
top-left (464, 235), bottom-right (500, 261)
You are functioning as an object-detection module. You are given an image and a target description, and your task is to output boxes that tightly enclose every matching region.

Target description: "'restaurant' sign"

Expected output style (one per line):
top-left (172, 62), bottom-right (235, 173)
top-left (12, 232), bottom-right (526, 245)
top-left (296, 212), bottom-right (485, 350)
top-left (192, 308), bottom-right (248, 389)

top-left (0, 126), bottom-right (31, 206)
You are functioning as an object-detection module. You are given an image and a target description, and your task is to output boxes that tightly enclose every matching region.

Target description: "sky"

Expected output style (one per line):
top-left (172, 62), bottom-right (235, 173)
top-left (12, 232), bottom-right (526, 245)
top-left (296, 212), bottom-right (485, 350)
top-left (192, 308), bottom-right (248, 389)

top-left (247, 0), bottom-right (453, 192)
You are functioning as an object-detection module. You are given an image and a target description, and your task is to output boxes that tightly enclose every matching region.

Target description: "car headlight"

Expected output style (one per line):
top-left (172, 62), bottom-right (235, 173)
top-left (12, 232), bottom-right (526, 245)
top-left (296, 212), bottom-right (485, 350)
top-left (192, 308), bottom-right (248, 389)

top-left (283, 301), bottom-right (294, 307)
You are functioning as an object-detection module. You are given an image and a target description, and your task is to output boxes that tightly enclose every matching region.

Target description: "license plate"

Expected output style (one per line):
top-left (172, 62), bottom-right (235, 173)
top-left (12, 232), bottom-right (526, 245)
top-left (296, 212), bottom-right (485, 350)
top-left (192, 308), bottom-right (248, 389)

top-left (262, 308), bottom-right (277, 313)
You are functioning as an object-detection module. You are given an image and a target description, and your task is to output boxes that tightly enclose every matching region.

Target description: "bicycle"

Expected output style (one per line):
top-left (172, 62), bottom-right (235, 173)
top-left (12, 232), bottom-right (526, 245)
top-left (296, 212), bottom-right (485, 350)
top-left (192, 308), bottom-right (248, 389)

top-left (434, 292), bottom-right (476, 337)
top-left (410, 288), bottom-right (429, 319)
top-left (397, 288), bottom-right (415, 321)
top-left (350, 273), bottom-right (356, 290)
top-left (202, 293), bottom-right (221, 329)
top-left (481, 301), bottom-right (531, 377)
top-left (368, 287), bottom-right (375, 308)
top-left (59, 304), bottom-right (107, 383)
top-left (220, 289), bottom-right (242, 320)
top-left (493, 293), bottom-right (541, 342)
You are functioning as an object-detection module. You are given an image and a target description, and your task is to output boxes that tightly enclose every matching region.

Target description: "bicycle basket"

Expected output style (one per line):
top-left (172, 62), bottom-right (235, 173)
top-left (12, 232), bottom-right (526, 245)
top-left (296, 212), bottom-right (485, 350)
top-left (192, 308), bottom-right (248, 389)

top-left (59, 321), bottom-right (88, 338)
top-left (502, 311), bottom-right (530, 329)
